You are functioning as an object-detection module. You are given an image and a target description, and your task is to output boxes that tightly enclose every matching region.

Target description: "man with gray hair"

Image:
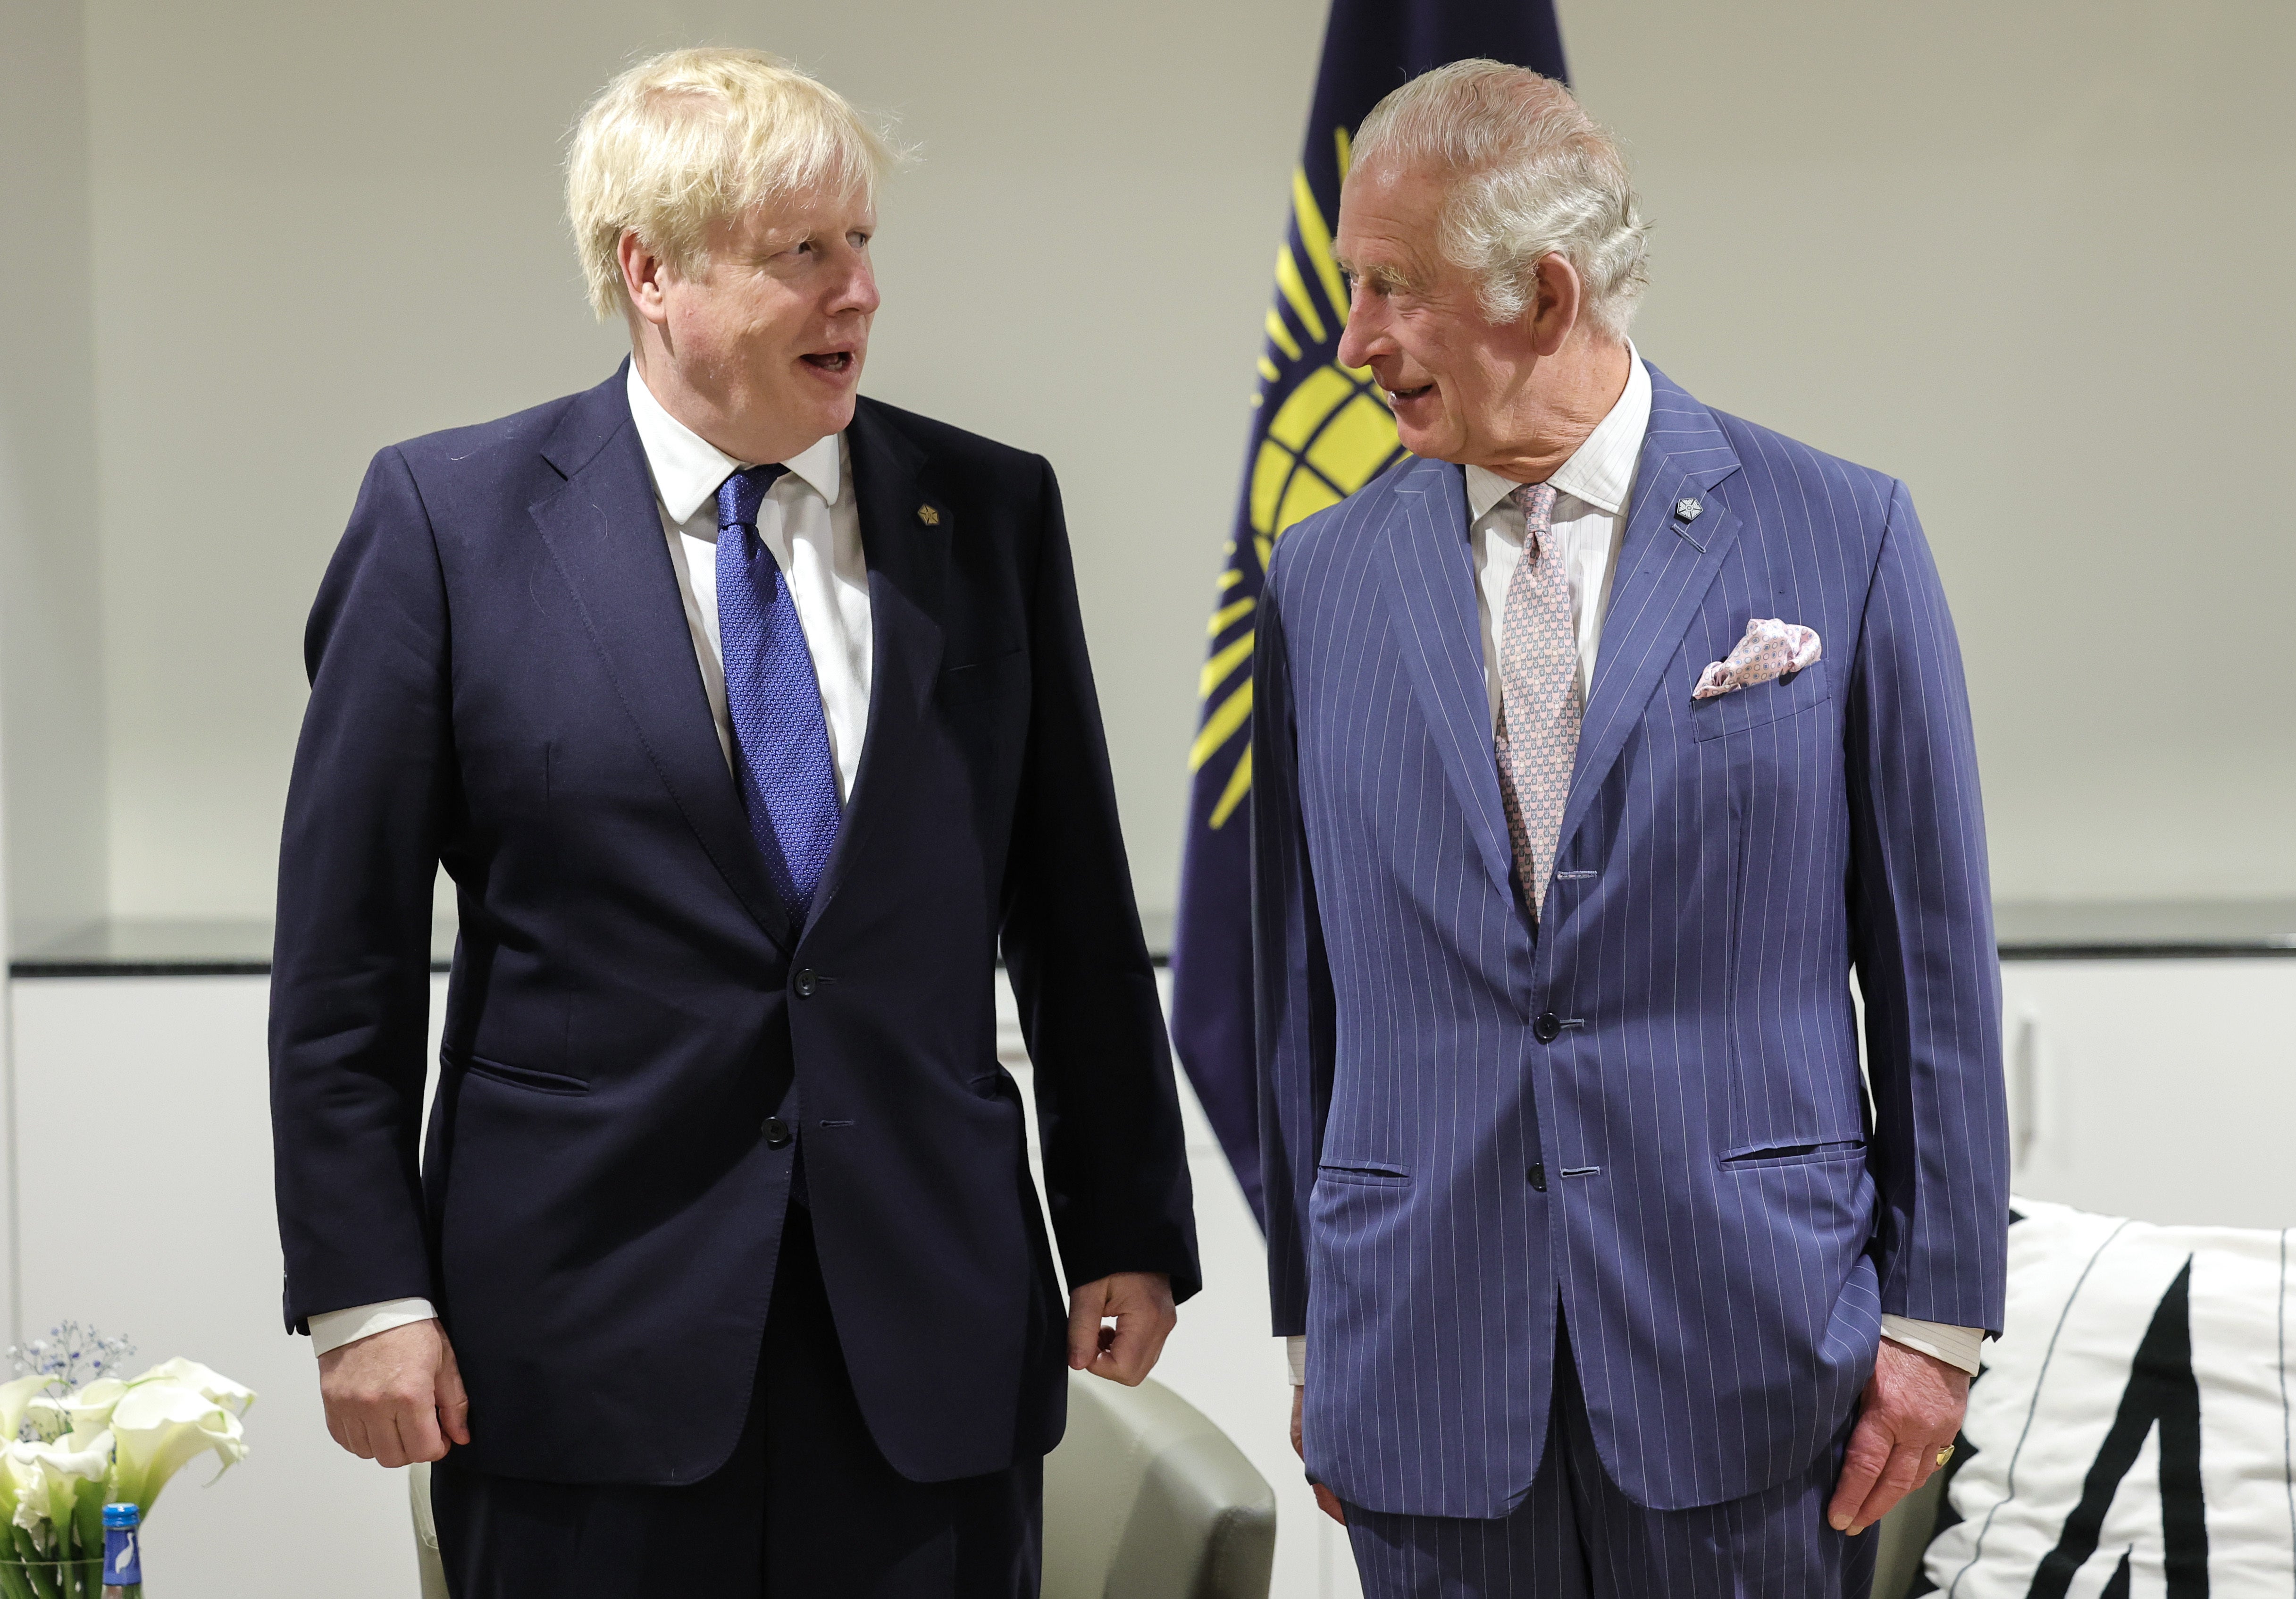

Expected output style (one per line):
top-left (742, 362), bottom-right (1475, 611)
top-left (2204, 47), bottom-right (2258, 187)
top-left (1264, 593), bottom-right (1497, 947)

top-left (269, 47), bottom-right (1197, 1595)
top-left (1253, 61), bottom-right (2007, 1594)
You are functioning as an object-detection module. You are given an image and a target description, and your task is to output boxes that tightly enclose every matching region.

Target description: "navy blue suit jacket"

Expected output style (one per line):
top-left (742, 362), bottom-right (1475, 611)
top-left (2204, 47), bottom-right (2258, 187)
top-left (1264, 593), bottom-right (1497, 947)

top-left (270, 368), bottom-right (1198, 1486)
top-left (1253, 365), bottom-right (2009, 1516)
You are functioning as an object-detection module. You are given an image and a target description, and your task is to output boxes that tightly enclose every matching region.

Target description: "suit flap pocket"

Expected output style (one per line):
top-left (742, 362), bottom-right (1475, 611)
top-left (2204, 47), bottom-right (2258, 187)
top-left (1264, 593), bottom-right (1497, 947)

top-left (1689, 658), bottom-right (1830, 743)
top-left (1316, 1162), bottom-right (1410, 1187)
top-left (453, 1050), bottom-right (590, 1096)
top-left (1719, 1137), bottom-right (1864, 1170)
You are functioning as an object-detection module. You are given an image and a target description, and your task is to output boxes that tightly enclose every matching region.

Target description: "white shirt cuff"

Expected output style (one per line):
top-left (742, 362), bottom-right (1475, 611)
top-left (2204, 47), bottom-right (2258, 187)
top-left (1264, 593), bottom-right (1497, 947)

top-left (1880, 1315), bottom-right (1984, 1375)
top-left (309, 1298), bottom-right (438, 1357)
top-left (1286, 1334), bottom-right (1307, 1386)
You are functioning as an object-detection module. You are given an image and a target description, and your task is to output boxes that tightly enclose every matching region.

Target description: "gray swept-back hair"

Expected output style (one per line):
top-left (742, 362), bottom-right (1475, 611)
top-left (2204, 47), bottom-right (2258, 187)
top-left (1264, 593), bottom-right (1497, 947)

top-left (1353, 61), bottom-right (1650, 341)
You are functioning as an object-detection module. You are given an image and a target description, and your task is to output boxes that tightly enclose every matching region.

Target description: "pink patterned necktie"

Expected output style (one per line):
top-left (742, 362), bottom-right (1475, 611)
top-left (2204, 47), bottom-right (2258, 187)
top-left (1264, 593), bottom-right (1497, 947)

top-left (1493, 481), bottom-right (1581, 923)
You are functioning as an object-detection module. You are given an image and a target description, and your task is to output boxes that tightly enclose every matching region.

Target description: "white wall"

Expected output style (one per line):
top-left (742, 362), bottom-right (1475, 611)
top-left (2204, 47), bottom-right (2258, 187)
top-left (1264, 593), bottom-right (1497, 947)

top-left (79, 0), bottom-right (1325, 924)
top-left (19, 0), bottom-right (2291, 931)
top-left (0, 0), bottom-right (109, 952)
top-left (1561, 0), bottom-right (2296, 900)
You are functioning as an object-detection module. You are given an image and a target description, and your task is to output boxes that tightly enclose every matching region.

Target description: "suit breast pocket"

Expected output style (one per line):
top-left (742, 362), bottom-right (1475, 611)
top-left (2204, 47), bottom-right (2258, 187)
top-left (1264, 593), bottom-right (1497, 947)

top-left (938, 646), bottom-right (1026, 707)
top-left (1688, 658), bottom-right (1830, 743)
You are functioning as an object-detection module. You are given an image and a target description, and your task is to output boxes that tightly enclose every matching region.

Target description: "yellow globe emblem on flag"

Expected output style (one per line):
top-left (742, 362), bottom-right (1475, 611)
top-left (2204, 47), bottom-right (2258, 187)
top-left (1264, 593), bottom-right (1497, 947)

top-left (1189, 143), bottom-right (1404, 830)
top-left (1247, 362), bottom-right (1401, 569)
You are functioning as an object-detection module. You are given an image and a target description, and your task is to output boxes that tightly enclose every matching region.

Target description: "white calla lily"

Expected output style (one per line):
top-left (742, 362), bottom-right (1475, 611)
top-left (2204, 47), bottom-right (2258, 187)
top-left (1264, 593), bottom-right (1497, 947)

top-left (60, 1378), bottom-right (127, 1439)
top-left (19, 1398), bottom-right (68, 1444)
top-left (4, 1433), bottom-right (109, 1549)
top-left (107, 1380), bottom-right (247, 1513)
top-left (0, 1376), bottom-right (50, 1447)
top-left (0, 1439), bottom-right (32, 1527)
top-left (124, 1357), bottom-right (255, 1419)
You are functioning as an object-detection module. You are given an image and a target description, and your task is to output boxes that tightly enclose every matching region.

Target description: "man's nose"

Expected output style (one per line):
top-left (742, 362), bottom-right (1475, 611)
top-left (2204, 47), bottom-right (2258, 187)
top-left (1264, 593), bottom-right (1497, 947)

top-left (837, 258), bottom-right (880, 317)
top-left (1336, 284), bottom-right (1383, 369)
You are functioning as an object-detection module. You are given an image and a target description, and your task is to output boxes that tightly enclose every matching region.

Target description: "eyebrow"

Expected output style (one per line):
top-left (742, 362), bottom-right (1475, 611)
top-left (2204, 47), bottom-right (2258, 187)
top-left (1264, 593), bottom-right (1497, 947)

top-left (1336, 256), bottom-right (1410, 292)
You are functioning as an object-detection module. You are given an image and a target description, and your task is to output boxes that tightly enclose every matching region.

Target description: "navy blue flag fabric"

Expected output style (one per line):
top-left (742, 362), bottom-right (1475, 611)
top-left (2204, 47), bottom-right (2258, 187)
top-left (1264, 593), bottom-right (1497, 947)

top-left (1168, 0), bottom-right (1568, 1224)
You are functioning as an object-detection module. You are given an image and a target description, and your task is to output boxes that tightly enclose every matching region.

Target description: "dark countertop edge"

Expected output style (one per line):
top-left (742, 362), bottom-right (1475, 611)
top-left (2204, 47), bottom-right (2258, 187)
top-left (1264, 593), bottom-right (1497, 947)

top-left (9, 959), bottom-right (453, 978)
top-left (12, 945), bottom-right (2293, 977)
top-left (9, 957), bottom-right (1181, 978)
top-left (1997, 942), bottom-right (2296, 961)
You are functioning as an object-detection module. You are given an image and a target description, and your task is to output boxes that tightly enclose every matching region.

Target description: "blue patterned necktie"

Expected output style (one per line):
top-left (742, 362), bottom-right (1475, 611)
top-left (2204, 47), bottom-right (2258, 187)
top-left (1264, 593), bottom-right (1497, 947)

top-left (716, 464), bottom-right (843, 923)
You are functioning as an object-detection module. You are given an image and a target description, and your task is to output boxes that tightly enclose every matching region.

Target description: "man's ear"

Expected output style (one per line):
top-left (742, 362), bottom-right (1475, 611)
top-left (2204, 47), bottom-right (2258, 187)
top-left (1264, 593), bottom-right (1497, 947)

top-left (618, 231), bottom-right (672, 329)
top-left (1525, 253), bottom-right (1584, 358)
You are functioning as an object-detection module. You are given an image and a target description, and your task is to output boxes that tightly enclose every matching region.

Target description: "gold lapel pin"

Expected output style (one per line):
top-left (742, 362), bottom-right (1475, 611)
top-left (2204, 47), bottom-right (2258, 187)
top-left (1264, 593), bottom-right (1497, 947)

top-left (917, 504), bottom-right (940, 526)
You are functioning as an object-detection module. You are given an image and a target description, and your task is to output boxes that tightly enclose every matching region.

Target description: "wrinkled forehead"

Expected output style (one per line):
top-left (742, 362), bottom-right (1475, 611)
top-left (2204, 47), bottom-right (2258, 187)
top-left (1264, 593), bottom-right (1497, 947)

top-left (1335, 159), bottom-right (1448, 275)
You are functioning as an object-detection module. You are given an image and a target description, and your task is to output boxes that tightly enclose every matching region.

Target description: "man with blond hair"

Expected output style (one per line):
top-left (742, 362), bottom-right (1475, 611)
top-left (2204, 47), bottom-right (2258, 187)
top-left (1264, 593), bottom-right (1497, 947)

top-left (269, 48), bottom-right (1197, 1594)
top-left (1253, 61), bottom-right (2008, 1594)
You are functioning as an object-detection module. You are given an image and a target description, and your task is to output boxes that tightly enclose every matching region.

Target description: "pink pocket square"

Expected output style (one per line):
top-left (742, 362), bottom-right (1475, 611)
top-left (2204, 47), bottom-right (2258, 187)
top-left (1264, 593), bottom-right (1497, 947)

top-left (1693, 619), bottom-right (1822, 701)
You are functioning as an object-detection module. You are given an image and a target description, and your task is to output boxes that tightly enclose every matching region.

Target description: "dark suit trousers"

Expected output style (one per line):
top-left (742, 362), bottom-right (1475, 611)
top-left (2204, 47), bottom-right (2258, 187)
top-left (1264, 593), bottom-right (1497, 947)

top-left (431, 1206), bottom-right (1043, 1598)
top-left (1343, 1318), bottom-right (1875, 1599)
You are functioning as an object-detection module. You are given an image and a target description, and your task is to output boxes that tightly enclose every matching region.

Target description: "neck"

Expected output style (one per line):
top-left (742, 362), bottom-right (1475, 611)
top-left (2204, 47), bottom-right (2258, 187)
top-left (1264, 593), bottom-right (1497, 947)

top-left (1475, 336), bottom-right (1632, 483)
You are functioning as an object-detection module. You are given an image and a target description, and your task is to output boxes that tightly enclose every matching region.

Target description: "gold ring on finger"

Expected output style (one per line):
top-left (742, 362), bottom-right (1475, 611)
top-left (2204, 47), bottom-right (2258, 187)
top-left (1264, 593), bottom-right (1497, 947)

top-left (1935, 1445), bottom-right (1954, 1468)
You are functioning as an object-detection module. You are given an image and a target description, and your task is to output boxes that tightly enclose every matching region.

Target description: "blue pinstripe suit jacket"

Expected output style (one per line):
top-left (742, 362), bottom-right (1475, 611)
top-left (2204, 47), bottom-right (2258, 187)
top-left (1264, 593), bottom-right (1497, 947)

top-left (1252, 364), bottom-right (2010, 1518)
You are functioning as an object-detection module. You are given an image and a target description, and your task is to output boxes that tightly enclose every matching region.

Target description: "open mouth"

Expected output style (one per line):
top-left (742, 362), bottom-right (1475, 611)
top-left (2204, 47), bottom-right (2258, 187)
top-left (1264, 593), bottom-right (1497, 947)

top-left (802, 352), bottom-right (855, 373)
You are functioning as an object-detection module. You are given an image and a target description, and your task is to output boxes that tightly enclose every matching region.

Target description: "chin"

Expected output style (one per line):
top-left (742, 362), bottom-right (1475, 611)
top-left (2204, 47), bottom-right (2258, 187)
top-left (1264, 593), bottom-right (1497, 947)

top-left (1392, 418), bottom-right (1454, 462)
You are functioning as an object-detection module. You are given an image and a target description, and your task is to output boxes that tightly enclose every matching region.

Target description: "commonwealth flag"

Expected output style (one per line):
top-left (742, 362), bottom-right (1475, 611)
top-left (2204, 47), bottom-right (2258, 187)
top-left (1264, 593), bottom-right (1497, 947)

top-left (1168, 0), bottom-right (1569, 1222)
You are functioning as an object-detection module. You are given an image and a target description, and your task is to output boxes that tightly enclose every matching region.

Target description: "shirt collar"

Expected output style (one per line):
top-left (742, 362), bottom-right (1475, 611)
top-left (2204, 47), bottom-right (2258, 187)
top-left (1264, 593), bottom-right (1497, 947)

top-left (623, 361), bottom-right (845, 524)
top-left (1464, 340), bottom-right (1652, 522)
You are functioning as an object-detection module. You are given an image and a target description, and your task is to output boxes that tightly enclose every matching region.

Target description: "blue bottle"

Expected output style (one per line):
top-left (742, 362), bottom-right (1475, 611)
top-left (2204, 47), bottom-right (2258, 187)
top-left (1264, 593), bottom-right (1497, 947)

top-left (101, 1503), bottom-right (141, 1597)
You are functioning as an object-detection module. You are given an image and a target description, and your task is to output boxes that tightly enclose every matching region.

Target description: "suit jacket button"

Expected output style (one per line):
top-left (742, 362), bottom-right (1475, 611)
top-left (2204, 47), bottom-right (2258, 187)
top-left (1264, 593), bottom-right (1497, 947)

top-left (793, 969), bottom-right (819, 999)
top-left (1527, 1163), bottom-right (1547, 1191)
top-left (762, 1118), bottom-right (792, 1148)
top-left (1533, 1011), bottom-right (1561, 1044)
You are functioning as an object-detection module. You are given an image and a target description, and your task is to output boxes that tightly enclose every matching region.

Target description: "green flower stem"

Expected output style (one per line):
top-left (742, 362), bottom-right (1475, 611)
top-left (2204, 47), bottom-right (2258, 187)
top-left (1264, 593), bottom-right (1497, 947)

top-left (0, 1559), bottom-right (34, 1599)
top-left (69, 1494), bottom-right (101, 1599)
top-left (7, 1529), bottom-right (59, 1599)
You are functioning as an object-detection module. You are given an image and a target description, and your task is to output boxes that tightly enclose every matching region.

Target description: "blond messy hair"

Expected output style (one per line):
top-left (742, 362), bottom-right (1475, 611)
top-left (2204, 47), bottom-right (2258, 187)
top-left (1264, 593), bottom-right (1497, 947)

top-left (566, 47), bottom-right (901, 321)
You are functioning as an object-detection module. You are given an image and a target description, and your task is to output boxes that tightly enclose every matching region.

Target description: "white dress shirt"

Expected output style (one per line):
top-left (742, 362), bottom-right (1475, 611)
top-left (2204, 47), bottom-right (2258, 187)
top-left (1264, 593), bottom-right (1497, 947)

top-left (309, 366), bottom-right (874, 1358)
top-left (1282, 346), bottom-right (1982, 1386)
top-left (623, 363), bottom-right (873, 798)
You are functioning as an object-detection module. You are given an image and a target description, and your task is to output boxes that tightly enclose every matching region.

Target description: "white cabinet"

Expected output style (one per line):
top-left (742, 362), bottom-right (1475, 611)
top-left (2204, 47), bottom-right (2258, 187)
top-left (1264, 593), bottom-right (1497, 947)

top-left (1998, 959), bottom-right (2296, 1230)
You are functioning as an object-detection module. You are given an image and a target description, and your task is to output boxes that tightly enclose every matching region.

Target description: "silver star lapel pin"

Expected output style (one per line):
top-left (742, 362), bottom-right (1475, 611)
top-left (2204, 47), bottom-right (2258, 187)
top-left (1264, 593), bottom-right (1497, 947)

top-left (1675, 497), bottom-right (1703, 523)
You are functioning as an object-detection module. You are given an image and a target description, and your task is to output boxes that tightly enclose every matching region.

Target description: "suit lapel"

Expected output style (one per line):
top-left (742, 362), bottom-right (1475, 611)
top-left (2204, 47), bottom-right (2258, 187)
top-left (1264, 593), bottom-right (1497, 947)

top-left (1559, 368), bottom-right (1745, 852)
top-left (1379, 458), bottom-right (1517, 899)
top-left (530, 370), bottom-right (798, 952)
top-left (801, 399), bottom-right (947, 933)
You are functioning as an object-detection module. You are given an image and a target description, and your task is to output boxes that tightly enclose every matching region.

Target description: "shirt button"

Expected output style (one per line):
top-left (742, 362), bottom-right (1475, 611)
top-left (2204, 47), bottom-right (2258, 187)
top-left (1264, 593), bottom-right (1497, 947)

top-left (793, 969), bottom-right (819, 999)
top-left (762, 1118), bottom-right (792, 1149)
top-left (1533, 1012), bottom-right (1562, 1044)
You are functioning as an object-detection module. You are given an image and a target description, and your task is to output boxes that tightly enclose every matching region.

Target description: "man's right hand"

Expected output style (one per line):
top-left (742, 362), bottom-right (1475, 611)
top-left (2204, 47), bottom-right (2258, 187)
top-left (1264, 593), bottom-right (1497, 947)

top-left (318, 1319), bottom-right (470, 1467)
top-left (1291, 1384), bottom-right (1347, 1525)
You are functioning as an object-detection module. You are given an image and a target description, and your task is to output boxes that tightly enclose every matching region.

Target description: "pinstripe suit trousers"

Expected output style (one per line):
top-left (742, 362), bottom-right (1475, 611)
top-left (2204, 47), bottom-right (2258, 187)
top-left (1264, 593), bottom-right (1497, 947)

top-left (1343, 1316), bottom-right (1876, 1599)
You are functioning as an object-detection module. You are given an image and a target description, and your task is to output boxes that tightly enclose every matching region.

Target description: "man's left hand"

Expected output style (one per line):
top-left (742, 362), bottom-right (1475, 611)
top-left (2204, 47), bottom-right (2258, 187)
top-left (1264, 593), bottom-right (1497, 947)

top-left (1829, 1339), bottom-right (1971, 1536)
top-left (1067, 1272), bottom-right (1177, 1385)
